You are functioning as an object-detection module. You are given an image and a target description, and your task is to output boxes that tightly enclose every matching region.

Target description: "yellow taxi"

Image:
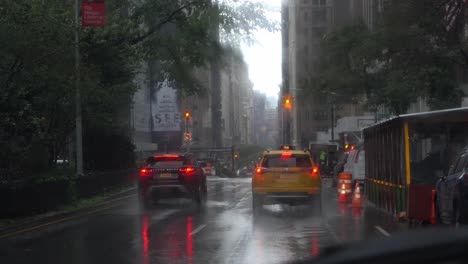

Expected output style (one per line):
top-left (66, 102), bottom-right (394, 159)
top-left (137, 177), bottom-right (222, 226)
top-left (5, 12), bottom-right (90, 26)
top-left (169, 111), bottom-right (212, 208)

top-left (252, 146), bottom-right (321, 211)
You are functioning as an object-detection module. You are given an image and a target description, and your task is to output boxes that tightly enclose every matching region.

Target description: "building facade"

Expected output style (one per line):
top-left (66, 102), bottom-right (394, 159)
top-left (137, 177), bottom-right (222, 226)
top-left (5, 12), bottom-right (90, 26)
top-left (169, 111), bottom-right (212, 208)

top-left (283, 0), bottom-right (384, 148)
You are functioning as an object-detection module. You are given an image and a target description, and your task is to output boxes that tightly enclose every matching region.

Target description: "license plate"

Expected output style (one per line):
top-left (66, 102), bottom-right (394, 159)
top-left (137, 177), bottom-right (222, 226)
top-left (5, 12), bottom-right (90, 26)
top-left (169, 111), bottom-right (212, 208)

top-left (279, 174), bottom-right (296, 179)
top-left (159, 173), bottom-right (177, 178)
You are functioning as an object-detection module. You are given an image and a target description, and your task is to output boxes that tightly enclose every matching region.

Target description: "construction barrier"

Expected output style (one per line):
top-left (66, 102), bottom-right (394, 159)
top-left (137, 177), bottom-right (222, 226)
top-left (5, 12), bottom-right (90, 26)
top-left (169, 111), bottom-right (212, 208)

top-left (364, 107), bottom-right (468, 223)
top-left (338, 172), bottom-right (352, 202)
top-left (352, 181), bottom-right (362, 208)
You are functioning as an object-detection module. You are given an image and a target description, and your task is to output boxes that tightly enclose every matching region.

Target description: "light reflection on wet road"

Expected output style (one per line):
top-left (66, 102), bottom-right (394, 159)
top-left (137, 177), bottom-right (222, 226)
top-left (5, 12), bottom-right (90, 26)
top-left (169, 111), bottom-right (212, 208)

top-left (0, 177), bottom-right (386, 264)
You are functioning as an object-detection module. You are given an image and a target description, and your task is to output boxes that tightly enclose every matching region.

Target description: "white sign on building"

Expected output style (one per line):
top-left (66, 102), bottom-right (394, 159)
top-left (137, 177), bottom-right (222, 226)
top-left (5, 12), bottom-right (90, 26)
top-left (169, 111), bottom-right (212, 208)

top-left (152, 81), bottom-right (181, 132)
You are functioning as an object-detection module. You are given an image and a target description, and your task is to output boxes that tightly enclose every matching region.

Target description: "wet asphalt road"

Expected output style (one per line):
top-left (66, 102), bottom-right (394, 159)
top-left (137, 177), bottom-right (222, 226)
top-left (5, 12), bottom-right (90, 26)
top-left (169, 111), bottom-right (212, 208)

top-left (0, 177), bottom-right (395, 264)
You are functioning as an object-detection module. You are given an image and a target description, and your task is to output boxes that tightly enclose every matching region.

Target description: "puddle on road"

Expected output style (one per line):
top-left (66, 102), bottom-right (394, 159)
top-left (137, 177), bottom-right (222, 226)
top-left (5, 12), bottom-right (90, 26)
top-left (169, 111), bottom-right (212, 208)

top-left (205, 201), bottom-right (230, 207)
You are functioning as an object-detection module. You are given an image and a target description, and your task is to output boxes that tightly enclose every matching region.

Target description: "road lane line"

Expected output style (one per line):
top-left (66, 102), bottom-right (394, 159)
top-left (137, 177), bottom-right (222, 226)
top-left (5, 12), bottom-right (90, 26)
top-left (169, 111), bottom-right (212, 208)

top-left (190, 224), bottom-right (207, 236)
top-left (375, 225), bottom-right (391, 237)
top-left (323, 221), bottom-right (340, 242)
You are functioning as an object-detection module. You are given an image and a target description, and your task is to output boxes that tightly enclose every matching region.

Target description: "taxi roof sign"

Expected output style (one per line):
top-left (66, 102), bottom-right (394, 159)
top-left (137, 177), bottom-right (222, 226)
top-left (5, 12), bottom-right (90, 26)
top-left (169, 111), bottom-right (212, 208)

top-left (279, 145), bottom-right (295, 150)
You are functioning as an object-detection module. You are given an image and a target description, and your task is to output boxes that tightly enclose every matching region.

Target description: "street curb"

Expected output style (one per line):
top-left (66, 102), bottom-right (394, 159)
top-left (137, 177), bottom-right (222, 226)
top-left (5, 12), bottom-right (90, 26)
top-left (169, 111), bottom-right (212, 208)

top-left (0, 186), bottom-right (136, 237)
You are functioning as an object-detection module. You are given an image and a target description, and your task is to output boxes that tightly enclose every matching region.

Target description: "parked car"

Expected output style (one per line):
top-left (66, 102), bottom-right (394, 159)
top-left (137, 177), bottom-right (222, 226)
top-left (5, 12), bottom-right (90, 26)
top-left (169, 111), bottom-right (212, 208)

top-left (343, 149), bottom-right (366, 189)
top-left (436, 147), bottom-right (468, 225)
top-left (138, 154), bottom-right (207, 209)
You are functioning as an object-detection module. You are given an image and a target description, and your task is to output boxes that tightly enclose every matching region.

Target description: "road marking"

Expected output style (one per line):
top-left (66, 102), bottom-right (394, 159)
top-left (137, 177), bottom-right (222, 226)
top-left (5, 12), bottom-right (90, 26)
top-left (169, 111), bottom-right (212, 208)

top-left (0, 194), bottom-right (135, 239)
top-left (375, 225), bottom-right (391, 237)
top-left (323, 221), bottom-right (340, 242)
top-left (190, 224), bottom-right (207, 236)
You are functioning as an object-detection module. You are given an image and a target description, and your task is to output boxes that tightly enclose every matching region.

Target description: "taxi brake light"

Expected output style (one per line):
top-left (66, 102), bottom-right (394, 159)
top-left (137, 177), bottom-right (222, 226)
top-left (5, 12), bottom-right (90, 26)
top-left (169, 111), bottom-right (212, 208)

top-left (155, 154), bottom-right (180, 159)
top-left (309, 166), bottom-right (319, 178)
top-left (256, 167), bottom-right (263, 174)
top-left (254, 167), bottom-right (265, 183)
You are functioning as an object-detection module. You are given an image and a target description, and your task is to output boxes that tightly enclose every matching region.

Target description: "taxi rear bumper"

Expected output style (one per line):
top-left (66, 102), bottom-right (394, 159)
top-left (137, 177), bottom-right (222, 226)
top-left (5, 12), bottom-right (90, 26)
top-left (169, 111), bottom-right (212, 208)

top-left (253, 187), bottom-right (320, 196)
top-left (252, 187), bottom-right (320, 205)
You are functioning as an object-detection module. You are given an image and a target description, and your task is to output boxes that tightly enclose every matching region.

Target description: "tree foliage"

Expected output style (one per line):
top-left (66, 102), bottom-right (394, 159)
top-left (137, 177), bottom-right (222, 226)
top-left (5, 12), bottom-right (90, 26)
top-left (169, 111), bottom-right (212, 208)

top-left (0, 0), bottom-right (274, 176)
top-left (316, 0), bottom-right (464, 114)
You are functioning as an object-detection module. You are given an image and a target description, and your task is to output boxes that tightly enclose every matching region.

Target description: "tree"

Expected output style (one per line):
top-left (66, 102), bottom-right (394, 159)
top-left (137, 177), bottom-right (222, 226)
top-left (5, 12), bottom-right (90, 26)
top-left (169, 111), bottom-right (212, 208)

top-left (317, 22), bottom-right (376, 104)
top-left (0, 0), bottom-right (275, 176)
top-left (315, 0), bottom-right (464, 115)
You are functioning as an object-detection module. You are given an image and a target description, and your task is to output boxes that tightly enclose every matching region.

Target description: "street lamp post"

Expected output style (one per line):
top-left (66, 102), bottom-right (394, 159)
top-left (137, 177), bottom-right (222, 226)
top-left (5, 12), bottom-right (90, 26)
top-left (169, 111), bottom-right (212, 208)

top-left (74, 0), bottom-right (83, 176)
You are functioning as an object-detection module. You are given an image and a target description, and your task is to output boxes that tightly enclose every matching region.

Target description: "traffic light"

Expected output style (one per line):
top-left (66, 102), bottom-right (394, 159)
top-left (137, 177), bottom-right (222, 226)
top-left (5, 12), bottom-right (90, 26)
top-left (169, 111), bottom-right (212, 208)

top-left (185, 111), bottom-right (190, 120)
top-left (283, 96), bottom-right (292, 111)
top-left (234, 152), bottom-right (239, 159)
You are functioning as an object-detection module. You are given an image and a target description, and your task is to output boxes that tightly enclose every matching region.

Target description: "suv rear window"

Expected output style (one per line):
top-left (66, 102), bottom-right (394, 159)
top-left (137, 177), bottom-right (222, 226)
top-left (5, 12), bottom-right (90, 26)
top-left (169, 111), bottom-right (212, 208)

top-left (262, 154), bottom-right (312, 168)
top-left (146, 156), bottom-right (188, 167)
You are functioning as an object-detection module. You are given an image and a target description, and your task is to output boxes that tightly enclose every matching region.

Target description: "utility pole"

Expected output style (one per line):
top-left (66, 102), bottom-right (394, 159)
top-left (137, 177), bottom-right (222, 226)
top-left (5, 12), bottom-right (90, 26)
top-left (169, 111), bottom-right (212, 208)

top-left (210, 0), bottom-right (222, 147)
top-left (291, 89), bottom-right (298, 148)
top-left (74, 0), bottom-right (83, 176)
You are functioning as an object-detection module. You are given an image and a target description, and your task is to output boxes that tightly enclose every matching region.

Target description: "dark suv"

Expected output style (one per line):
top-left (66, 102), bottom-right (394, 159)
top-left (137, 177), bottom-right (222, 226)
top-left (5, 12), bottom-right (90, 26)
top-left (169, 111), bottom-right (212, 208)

top-left (436, 147), bottom-right (468, 225)
top-left (138, 154), bottom-right (207, 208)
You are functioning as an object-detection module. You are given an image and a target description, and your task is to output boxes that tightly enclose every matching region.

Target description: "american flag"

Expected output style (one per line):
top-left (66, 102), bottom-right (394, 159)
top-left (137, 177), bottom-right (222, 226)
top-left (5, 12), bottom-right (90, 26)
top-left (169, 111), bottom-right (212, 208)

top-left (444, 0), bottom-right (467, 31)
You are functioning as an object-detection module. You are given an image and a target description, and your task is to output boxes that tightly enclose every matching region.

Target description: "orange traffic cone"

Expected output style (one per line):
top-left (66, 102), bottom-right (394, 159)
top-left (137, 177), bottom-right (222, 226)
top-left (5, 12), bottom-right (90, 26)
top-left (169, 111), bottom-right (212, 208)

top-left (352, 181), bottom-right (362, 208)
top-left (338, 183), bottom-right (349, 203)
top-left (430, 189), bottom-right (436, 225)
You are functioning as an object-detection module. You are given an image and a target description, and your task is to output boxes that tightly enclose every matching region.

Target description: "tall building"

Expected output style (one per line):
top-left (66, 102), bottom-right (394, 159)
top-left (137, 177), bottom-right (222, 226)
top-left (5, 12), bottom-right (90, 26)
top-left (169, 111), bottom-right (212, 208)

top-left (283, 0), bottom-right (384, 148)
top-left (253, 91), bottom-right (267, 145)
top-left (180, 67), bottom-right (213, 147)
top-left (220, 50), bottom-right (254, 147)
top-left (280, 0), bottom-right (290, 144)
top-left (286, 0), bottom-right (329, 148)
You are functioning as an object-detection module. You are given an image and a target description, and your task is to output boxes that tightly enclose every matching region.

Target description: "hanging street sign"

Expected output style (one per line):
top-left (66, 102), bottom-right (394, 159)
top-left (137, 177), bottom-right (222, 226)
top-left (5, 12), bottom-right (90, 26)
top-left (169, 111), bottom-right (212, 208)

top-left (82, 0), bottom-right (106, 27)
top-left (184, 132), bottom-right (193, 142)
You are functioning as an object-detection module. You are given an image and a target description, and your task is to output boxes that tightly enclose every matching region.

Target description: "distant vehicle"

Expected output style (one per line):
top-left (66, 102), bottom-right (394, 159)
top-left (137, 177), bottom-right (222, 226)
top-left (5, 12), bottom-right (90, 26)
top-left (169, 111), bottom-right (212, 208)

top-left (436, 147), bottom-right (468, 225)
top-left (332, 152), bottom-right (349, 187)
top-left (252, 146), bottom-right (321, 213)
top-left (236, 166), bottom-right (253, 178)
top-left (138, 154), bottom-right (207, 209)
top-left (198, 160), bottom-right (216, 176)
top-left (343, 148), bottom-right (366, 188)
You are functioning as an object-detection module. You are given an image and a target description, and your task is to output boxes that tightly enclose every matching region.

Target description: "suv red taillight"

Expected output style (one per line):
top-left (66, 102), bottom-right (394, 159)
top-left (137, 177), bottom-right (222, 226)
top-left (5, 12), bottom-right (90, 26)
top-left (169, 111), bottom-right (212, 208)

top-left (179, 166), bottom-right (196, 177)
top-left (139, 168), bottom-right (154, 178)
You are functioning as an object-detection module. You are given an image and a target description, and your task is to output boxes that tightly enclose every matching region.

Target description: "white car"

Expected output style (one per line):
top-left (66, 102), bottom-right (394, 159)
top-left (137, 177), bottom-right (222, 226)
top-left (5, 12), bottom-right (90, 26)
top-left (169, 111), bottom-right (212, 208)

top-left (343, 149), bottom-right (365, 187)
top-left (199, 161), bottom-right (216, 176)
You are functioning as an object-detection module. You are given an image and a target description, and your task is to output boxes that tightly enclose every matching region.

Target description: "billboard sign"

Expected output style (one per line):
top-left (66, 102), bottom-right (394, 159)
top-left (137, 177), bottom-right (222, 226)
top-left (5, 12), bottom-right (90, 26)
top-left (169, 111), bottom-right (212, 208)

top-left (152, 81), bottom-right (181, 132)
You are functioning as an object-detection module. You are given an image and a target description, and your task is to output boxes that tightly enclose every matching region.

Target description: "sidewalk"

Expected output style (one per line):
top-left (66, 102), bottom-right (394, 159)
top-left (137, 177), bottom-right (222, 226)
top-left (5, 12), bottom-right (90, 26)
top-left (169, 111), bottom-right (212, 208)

top-left (0, 186), bottom-right (136, 238)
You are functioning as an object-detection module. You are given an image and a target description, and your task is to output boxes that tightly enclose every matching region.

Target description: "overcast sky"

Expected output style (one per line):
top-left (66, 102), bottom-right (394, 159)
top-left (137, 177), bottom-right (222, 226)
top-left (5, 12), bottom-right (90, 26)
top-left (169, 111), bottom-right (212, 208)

top-left (240, 0), bottom-right (282, 100)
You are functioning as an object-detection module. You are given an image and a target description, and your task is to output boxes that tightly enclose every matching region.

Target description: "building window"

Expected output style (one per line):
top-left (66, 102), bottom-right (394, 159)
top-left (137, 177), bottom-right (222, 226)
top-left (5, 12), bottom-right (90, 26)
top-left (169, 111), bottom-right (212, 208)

top-left (304, 11), bottom-right (309, 21)
top-left (312, 10), bottom-right (326, 24)
top-left (312, 0), bottom-right (319, 6)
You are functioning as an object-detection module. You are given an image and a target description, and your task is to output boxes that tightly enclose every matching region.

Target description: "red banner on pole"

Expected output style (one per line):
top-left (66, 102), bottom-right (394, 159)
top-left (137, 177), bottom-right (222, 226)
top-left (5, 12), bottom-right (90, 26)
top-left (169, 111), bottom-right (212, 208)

top-left (82, 0), bottom-right (106, 27)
